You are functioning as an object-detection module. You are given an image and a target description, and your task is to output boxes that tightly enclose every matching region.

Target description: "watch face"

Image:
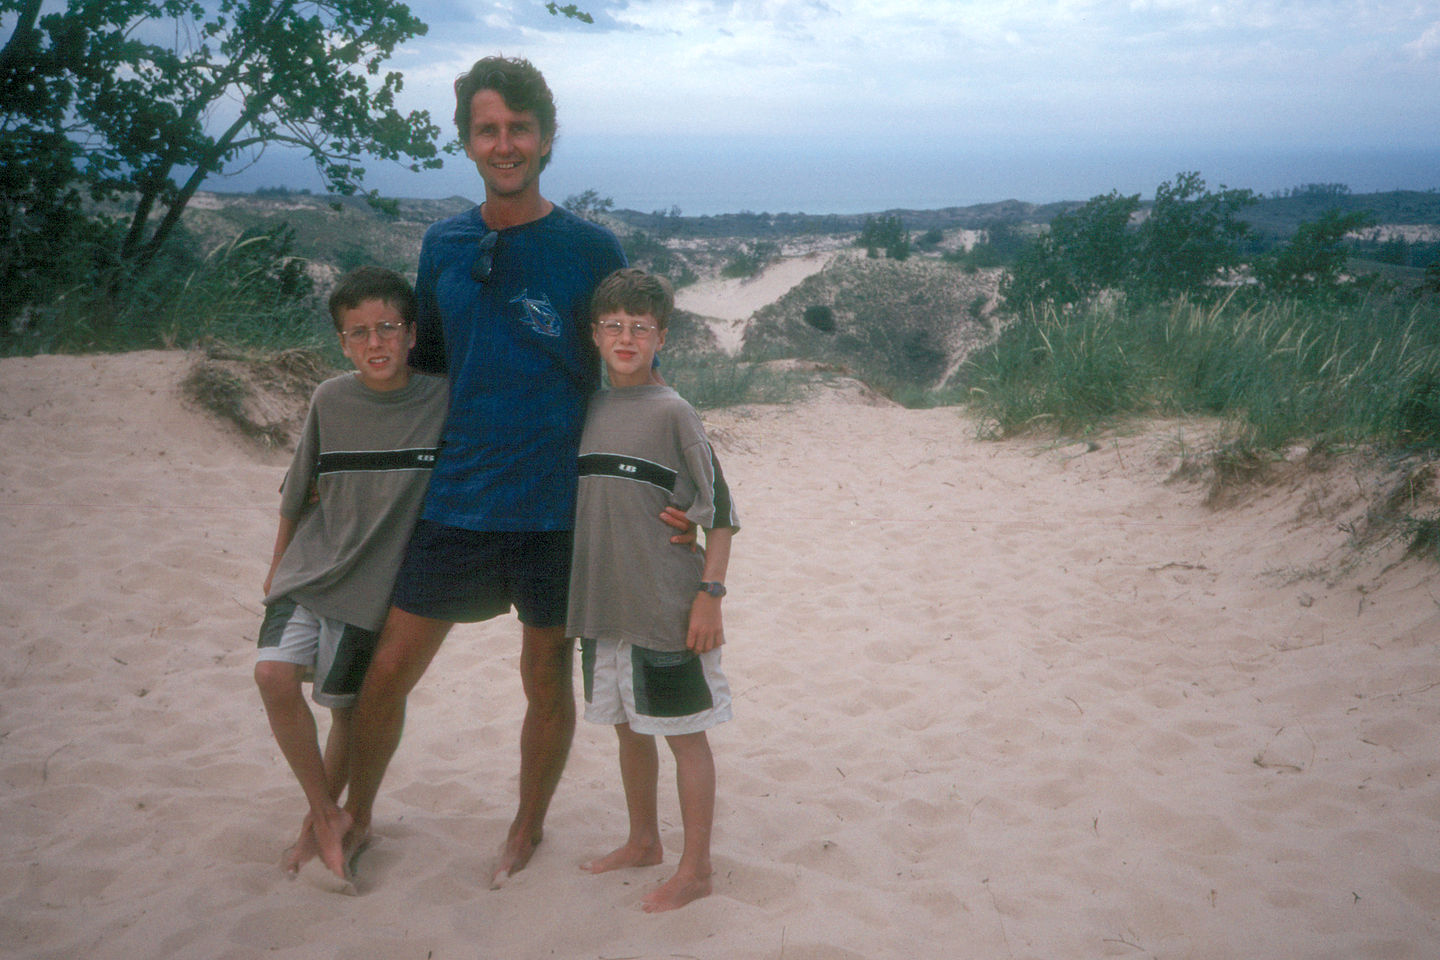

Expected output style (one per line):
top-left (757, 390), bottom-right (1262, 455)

top-left (700, 581), bottom-right (727, 597)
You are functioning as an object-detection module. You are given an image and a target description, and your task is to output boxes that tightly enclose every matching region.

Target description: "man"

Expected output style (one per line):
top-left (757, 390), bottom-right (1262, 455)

top-left (339, 56), bottom-right (689, 887)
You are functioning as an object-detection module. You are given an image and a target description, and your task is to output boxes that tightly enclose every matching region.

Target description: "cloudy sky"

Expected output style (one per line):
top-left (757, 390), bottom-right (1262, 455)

top-left (234, 1), bottom-right (1440, 212)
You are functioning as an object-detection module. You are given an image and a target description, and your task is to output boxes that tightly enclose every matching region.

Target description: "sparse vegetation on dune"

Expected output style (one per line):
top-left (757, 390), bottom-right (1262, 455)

top-left (10, 182), bottom-right (1440, 469)
top-left (741, 251), bottom-right (1001, 397)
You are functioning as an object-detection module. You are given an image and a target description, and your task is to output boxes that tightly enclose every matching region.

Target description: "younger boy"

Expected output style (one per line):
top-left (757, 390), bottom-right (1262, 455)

top-left (567, 268), bottom-right (740, 912)
top-left (256, 266), bottom-right (448, 882)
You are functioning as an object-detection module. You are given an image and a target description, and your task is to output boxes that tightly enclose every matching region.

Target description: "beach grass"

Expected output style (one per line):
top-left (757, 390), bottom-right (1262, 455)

top-left (664, 355), bottom-right (801, 409)
top-left (957, 292), bottom-right (1440, 456)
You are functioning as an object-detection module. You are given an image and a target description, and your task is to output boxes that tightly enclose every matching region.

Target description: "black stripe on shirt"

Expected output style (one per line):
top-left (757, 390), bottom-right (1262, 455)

top-left (578, 453), bottom-right (677, 492)
top-left (317, 447), bottom-right (441, 475)
top-left (708, 446), bottom-right (737, 528)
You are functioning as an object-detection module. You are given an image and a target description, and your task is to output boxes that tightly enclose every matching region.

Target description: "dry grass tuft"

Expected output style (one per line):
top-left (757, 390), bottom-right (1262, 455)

top-left (182, 343), bottom-right (334, 447)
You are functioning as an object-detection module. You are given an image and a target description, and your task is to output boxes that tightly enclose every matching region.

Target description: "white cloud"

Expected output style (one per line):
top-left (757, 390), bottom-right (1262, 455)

top-left (386, 0), bottom-right (1440, 155)
top-left (1405, 21), bottom-right (1440, 60)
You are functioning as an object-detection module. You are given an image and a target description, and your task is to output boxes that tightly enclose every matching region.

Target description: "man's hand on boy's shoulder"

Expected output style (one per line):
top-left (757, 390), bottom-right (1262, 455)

top-left (660, 506), bottom-right (697, 549)
top-left (686, 591), bottom-right (724, 653)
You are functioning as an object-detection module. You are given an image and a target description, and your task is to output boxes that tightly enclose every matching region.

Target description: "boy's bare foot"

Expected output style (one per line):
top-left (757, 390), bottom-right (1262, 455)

top-left (281, 815), bottom-right (318, 876)
top-left (580, 839), bottom-right (663, 874)
top-left (310, 806), bottom-right (355, 880)
top-left (640, 870), bottom-right (712, 912)
top-left (489, 826), bottom-right (543, 889)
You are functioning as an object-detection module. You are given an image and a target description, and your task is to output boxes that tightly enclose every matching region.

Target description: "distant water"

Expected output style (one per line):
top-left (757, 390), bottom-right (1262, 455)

top-left (542, 141), bottom-right (1440, 216)
top-left (216, 139), bottom-right (1440, 217)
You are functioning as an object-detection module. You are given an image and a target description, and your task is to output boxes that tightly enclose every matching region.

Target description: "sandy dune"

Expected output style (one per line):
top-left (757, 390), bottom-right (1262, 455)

top-left (677, 252), bottom-right (838, 354)
top-left (3, 348), bottom-right (1438, 959)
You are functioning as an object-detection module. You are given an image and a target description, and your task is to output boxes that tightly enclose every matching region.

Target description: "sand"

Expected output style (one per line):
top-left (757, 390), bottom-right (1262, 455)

top-left (3, 344), bottom-right (1439, 959)
top-left (677, 251), bottom-right (838, 354)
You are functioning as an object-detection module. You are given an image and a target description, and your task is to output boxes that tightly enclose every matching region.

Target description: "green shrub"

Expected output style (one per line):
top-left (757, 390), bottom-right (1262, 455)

top-left (803, 304), bottom-right (836, 332)
top-left (720, 241), bottom-right (777, 279)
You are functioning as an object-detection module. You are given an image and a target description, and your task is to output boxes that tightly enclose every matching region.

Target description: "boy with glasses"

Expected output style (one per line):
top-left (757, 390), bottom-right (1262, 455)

top-left (568, 268), bottom-right (740, 912)
top-left (255, 266), bottom-right (447, 885)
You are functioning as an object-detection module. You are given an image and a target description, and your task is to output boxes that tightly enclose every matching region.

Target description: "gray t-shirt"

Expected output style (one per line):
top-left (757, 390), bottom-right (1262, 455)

top-left (566, 384), bottom-right (739, 651)
top-left (265, 371), bottom-right (448, 631)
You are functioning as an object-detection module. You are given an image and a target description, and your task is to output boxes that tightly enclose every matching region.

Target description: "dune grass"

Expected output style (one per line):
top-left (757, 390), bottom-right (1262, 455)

top-left (5, 229), bottom-right (327, 357)
top-left (959, 292), bottom-right (1440, 453)
top-left (662, 355), bottom-right (801, 410)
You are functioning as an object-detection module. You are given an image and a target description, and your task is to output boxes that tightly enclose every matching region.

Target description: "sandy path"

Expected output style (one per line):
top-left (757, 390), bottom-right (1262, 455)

top-left (2, 351), bottom-right (1437, 959)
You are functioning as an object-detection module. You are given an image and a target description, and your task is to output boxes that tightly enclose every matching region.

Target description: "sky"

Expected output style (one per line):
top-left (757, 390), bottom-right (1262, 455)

top-left (215, 0), bottom-right (1440, 213)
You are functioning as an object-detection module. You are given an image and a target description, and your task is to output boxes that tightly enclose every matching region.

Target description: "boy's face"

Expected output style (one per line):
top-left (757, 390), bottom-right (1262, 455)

top-left (464, 89), bottom-right (552, 202)
top-left (337, 299), bottom-right (415, 392)
top-left (592, 310), bottom-right (665, 388)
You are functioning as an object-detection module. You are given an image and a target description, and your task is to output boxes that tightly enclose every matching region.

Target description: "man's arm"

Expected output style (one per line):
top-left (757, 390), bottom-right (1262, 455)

top-left (408, 232), bottom-right (447, 374)
top-left (660, 505), bottom-right (697, 545)
top-left (686, 525), bottom-right (733, 653)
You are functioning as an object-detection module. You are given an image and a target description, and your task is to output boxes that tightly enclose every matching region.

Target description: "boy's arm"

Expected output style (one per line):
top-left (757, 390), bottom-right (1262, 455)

top-left (686, 525), bottom-right (733, 653)
top-left (263, 513), bottom-right (298, 596)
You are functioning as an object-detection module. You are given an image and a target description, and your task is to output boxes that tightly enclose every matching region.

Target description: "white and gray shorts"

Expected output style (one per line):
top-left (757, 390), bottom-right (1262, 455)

top-left (257, 599), bottom-right (377, 709)
top-left (580, 637), bottom-right (732, 737)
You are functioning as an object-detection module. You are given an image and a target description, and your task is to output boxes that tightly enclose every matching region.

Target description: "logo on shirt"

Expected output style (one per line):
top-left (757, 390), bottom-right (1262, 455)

top-left (577, 453), bottom-right (676, 492)
top-left (510, 289), bottom-right (563, 337)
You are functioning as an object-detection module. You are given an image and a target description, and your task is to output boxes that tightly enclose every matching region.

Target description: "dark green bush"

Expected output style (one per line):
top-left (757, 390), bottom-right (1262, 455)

top-left (803, 304), bottom-right (836, 332)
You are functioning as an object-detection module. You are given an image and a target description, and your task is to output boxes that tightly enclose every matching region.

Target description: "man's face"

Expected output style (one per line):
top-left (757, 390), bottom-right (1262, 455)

top-left (463, 89), bottom-right (552, 201)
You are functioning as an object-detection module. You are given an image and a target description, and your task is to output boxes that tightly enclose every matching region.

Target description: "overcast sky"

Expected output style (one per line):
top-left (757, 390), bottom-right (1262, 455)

top-left (234, 1), bottom-right (1440, 210)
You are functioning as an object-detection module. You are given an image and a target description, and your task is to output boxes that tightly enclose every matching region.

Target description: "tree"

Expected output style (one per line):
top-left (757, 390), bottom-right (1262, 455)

top-left (1129, 171), bottom-right (1256, 302)
top-left (564, 189), bottom-right (614, 222)
top-left (857, 214), bottom-right (909, 259)
top-left (1, 0), bottom-right (453, 280)
top-left (1254, 209), bottom-right (1373, 299)
top-left (999, 190), bottom-right (1139, 312)
top-left (1, 0), bottom-right (107, 313)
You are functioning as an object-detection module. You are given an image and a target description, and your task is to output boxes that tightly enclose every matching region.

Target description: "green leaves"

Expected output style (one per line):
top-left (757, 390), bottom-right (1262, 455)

top-left (1253, 209), bottom-right (1374, 300)
top-left (857, 215), bottom-right (910, 260)
top-left (1000, 172), bottom-right (1256, 313)
top-left (2, 0), bottom-right (445, 274)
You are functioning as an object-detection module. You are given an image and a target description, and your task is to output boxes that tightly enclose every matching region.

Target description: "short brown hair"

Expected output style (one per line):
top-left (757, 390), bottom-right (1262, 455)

top-left (590, 268), bottom-right (674, 329)
top-left (453, 56), bottom-right (557, 172)
top-left (327, 266), bottom-right (417, 332)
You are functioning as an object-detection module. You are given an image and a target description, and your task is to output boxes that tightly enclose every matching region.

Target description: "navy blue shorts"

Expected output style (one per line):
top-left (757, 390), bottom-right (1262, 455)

top-left (391, 520), bottom-right (572, 627)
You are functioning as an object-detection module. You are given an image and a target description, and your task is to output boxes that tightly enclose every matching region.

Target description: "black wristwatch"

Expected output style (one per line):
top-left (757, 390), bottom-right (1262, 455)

top-left (698, 581), bottom-right (727, 598)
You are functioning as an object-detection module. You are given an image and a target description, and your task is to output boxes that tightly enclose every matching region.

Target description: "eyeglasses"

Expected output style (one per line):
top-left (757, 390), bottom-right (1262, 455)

top-left (340, 321), bottom-right (408, 343)
top-left (472, 230), bottom-right (499, 283)
top-left (597, 319), bottom-right (658, 340)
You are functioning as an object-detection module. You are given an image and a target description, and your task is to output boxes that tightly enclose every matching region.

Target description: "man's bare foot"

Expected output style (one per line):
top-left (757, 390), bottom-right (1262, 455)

top-left (640, 870), bottom-right (712, 912)
top-left (338, 819), bottom-right (371, 871)
top-left (489, 826), bottom-right (543, 889)
top-left (580, 839), bottom-right (663, 874)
